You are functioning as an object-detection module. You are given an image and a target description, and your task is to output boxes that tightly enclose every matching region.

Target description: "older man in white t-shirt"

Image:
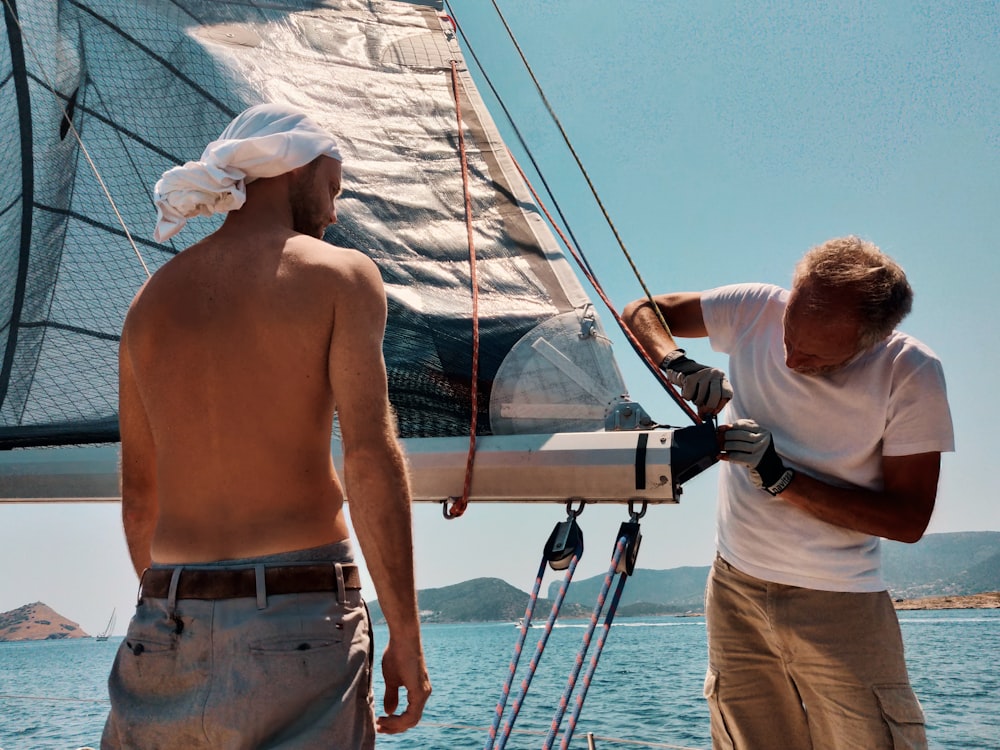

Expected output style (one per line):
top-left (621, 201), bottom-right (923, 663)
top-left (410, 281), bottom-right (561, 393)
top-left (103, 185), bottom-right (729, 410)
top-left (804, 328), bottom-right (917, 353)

top-left (624, 236), bottom-right (953, 750)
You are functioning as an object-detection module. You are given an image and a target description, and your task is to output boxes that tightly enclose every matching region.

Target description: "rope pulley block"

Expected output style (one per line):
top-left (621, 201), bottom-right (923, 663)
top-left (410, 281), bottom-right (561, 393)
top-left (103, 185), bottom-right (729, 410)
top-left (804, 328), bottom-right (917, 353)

top-left (615, 499), bottom-right (646, 576)
top-left (544, 499), bottom-right (585, 571)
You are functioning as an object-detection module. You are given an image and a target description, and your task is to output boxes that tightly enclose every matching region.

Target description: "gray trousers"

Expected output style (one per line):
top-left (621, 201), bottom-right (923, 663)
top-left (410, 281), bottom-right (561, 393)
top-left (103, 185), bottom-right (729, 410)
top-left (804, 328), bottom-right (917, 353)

top-left (102, 543), bottom-right (374, 749)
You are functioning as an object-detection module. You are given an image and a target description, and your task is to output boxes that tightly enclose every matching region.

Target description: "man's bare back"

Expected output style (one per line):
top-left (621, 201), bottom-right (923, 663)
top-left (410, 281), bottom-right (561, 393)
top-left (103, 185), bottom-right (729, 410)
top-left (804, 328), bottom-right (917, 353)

top-left (119, 154), bottom-right (377, 566)
top-left (121, 231), bottom-right (370, 563)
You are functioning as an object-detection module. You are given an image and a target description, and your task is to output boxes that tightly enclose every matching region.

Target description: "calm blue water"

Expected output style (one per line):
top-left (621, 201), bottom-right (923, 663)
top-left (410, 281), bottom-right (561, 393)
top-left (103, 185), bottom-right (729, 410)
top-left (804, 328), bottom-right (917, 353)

top-left (1, 610), bottom-right (998, 749)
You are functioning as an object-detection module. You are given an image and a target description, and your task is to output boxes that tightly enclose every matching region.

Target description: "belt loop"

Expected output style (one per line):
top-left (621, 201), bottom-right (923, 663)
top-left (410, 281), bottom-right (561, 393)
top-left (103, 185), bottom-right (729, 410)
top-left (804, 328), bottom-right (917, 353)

top-left (137, 567), bottom-right (150, 605)
top-left (255, 564), bottom-right (267, 610)
top-left (167, 567), bottom-right (183, 614)
top-left (334, 562), bottom-right (347, 603)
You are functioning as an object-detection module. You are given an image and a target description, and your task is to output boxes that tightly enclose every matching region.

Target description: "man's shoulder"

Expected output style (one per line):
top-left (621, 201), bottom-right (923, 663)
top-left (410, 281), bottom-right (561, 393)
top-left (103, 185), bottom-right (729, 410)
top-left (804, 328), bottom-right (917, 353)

top-left (877, 330), bottom-right (946, 375)
top-left (294, 242), bottom-right (389, 326)
top-left (701, 282), bottom-right (786, 326)
top-left (703, 281), bottom-right (786, 306)
top-left (289, 235), bottom-right (373, 266)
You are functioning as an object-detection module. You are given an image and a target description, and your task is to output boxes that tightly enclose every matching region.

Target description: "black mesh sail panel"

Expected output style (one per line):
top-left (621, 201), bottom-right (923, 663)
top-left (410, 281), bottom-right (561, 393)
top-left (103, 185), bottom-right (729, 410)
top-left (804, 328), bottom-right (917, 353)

top-left (0, 0), bottom-right (627, 449)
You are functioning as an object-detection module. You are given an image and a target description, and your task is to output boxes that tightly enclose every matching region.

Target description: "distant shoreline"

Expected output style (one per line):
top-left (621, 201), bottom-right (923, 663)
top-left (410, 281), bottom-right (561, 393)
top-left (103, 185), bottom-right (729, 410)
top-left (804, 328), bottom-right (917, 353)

top-left (893, 592), bottom-right (1000, 610)
top-left (547, 592), bottom-right (1000, 622)
top-left (641, 591), bottom-right (1000, 619)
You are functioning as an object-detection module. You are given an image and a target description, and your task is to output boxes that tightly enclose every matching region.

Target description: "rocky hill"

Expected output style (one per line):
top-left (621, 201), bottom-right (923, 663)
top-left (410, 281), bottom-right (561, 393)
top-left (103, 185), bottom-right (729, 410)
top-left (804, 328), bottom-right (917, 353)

top-left (367, 577), bottom-right (590, 625)
top-left (0, 602), bottom-right (89, 641)
top-left (554, 531), bottom-right (1000, 610)
top-left (881, 531), bottom-right (1000, 598)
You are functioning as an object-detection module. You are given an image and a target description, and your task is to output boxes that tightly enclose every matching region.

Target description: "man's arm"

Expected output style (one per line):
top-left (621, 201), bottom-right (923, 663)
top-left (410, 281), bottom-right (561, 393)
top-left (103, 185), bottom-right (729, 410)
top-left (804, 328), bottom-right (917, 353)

top-left (118, 322), bottom-right (158, 577)
top-left (622, 292), bottom-right (731, 417)
top-left (329, 253), bottom-right (430, 734)
top-left (721, 420), bottom-right (940, 543)
top-left (776, 452), bottom-right (940, 543)
top-left (622, 292), bottom-right (709, 360)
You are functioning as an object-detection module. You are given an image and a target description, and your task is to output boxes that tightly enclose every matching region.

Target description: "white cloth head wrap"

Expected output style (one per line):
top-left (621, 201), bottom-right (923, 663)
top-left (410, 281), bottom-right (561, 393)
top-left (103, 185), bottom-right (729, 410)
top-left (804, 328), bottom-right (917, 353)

top-left (153, 103), bottom-right (342, 242)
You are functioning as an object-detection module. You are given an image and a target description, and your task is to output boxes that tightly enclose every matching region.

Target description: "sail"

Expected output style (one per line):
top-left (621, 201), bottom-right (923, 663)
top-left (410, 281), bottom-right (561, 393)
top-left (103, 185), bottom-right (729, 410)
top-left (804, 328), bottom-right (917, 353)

top-left (1, 0), bottom-right (717, 503)
top-left (0, 0), bottom-right (629, 450)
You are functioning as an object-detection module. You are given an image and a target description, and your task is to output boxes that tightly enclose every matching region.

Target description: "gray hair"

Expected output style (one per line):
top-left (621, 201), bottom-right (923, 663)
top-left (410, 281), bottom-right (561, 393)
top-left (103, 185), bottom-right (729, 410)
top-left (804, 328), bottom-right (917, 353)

top-left (792, 236), bottom-right (913, 349)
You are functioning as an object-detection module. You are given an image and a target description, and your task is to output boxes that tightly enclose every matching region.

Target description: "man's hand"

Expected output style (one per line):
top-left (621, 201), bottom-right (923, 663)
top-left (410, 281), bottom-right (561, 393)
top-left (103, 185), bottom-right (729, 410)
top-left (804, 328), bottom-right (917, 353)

top-left (376, 638), bottom-right (431, 734)
top-left (660, 349), bottom-right (733, 417)
top-left (720, 418), bottom-right (795, 495)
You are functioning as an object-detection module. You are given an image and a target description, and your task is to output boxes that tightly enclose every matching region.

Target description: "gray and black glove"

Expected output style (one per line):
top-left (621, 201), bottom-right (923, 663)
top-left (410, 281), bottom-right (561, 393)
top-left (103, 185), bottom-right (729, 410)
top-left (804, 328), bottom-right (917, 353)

top-left (721, 418), bottom-right (796, 496)
top-left (660, 349), bottom-right (733, 416)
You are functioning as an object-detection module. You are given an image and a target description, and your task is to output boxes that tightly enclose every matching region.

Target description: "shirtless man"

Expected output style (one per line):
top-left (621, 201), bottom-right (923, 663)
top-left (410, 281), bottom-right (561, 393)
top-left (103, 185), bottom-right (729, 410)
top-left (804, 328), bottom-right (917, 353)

top-left (103, 104), bottom-right (430, 748)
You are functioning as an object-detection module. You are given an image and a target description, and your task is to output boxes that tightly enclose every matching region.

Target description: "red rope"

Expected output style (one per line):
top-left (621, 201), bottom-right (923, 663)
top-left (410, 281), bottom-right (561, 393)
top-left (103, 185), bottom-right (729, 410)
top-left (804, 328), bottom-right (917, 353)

top-left (445, 60), bottom-right (480, 519)
top-left (506, 152), bottom-right (700, 425)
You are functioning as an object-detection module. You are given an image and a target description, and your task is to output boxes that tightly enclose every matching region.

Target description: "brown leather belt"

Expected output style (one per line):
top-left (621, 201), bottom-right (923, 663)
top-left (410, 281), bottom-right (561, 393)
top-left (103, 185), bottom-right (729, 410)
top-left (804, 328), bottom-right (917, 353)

top-left (140, 563), bottom-right (362, 600)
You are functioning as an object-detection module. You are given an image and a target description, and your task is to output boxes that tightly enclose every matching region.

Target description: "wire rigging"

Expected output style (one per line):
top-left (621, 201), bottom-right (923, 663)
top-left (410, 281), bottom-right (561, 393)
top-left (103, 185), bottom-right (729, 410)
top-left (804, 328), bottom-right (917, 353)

top-left (444, 1), bottom-right (697, 423)
top-left (442, 3), bottom-right (596, 280)
top-left (484, 0), bottom-right (671, 335)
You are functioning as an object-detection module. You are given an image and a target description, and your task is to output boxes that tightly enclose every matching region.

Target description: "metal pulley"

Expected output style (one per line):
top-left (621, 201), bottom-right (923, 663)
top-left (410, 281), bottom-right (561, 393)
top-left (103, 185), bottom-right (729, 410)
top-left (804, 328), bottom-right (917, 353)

top-left (544, 500), bottom-right (585, 570)
top-left (615, 499), bottom-right (646, 575)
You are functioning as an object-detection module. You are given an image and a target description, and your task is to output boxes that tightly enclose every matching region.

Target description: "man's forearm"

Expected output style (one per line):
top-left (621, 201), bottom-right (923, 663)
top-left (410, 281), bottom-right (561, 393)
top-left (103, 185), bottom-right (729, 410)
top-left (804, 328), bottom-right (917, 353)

top-left (623, 300), bottom-right (683, 362)
top-left (345, 443), bottom-right (421, 635)
top-left (778, 472), bottom-right (933, 543)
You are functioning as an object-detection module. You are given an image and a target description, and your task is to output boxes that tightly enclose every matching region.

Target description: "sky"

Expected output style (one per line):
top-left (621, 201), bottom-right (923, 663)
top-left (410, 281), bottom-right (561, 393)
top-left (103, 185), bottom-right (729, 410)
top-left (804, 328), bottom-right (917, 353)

top-left (1, 0), bottom-right (999, 637)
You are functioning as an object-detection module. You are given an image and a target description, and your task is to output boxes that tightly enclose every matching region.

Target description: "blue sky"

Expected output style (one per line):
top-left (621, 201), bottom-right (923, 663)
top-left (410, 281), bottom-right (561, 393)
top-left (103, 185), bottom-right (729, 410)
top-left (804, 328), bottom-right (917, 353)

top-left (2, 0), bottom-right (998, 636)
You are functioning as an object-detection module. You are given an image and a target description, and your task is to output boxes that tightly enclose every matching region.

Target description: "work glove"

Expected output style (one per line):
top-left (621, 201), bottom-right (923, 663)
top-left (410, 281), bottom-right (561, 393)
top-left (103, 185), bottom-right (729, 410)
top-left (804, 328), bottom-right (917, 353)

top-left (721, 418), bottom-right (796, 496)
top-left (660, 349), bottom-right (733, 417)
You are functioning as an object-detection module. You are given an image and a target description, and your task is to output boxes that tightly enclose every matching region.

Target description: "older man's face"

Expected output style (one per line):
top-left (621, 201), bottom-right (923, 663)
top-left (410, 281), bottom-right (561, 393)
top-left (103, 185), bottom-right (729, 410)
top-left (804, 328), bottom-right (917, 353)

top-left (782, 283), bottom-right (862, 376)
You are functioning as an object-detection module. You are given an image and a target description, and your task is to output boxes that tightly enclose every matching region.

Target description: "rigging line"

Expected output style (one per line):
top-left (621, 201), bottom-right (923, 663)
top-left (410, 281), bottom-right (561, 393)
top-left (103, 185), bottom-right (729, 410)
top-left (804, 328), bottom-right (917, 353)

top-left (486, 0), bottom-right (673, 336)
top-left (442, 2), bottom-right (595, 280)
top-left (1, 0), bottom-right (151, 280)
top-left (506, 152), bottom-right (699, 424)
top-left (443, 59), bottom-right (480, 520)
top-left (561, 563), bottom-right (630, 749)
top-left (485, 556), bottom-right (549, 750)
top-left (545, 536), bottom-right (626, 750)
top-left (495, 552), bottom-right (582, 750)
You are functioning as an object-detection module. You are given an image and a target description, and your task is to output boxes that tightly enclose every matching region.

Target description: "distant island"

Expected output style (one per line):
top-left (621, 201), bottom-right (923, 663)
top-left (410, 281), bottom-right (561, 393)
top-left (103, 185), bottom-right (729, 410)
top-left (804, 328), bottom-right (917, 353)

top-left (894, 592), bottom-right (1000, 610)
top-left (0, 602), bottom-right (89, 641)
top-left (369, 531), bottom-right (1000, 624)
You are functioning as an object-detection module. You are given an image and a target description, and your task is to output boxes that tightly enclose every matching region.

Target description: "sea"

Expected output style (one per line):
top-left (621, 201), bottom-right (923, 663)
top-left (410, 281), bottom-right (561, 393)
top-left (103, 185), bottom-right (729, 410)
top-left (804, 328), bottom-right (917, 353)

top-left (1, 610), bottom-right (998, 749)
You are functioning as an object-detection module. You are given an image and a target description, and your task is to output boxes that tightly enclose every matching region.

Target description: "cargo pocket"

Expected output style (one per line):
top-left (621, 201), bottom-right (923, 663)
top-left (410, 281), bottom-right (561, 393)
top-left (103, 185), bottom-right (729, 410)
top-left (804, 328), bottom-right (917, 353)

top-left (873, 684), bottom-right (926, 750)
top-left (703, 668), bottom-right (736, 750)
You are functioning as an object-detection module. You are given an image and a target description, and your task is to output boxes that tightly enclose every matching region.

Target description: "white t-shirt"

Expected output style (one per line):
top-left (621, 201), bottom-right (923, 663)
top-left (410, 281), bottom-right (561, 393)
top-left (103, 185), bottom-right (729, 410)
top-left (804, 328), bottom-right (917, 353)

top-left (701, 283), bottom-right (954, 592)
